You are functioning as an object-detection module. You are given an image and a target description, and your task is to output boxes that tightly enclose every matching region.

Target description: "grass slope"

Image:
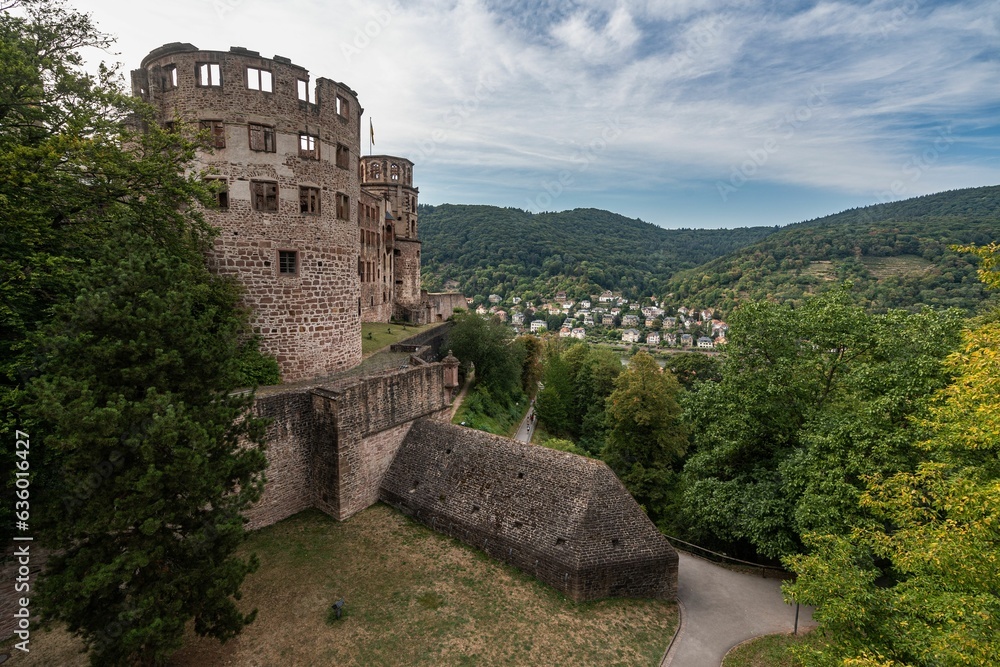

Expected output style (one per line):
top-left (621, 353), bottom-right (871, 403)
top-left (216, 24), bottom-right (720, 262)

top-left (11, 505), bottom-right (676, 666)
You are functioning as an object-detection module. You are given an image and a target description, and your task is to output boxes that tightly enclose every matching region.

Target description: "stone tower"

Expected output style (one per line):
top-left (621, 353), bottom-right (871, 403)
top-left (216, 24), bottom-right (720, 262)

top-left (360, 155), bottom-right (422, 320)
top-left (132, 43), bottom-right (370, 382)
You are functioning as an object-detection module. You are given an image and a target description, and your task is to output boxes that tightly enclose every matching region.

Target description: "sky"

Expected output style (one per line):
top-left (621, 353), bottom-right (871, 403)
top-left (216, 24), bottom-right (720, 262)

top-left (71, 0), bottom-right (1000, 229)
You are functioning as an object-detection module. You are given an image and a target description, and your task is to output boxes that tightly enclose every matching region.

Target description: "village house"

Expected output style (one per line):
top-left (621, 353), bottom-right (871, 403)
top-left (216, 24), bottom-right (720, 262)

top-left (663, 333), bottom-right (677, 347)
top-left (530, 319), bottom-right (548, 333)
top-left (598, 290), bottom-right (615, 303)
top-left (645, 317), bottom-right (658, 328)
top-left (494, 310), bottom-right (508, 322)
top-left (662, 316), bottom-right (677, 329)
top-left (698, 336), bottom-right (714, 349)
top-left (680, 333), bottom-right (694, 347)
top-left (579, 299), bottom-right (591, 309)
top-left (512, 296), bottom-right (523, 305)
top-left (623, 314), bottom-right (640, 327)
top-left (488, 294), bottom-right (502, 304)
top-left (646, 332), bottom-right (661, 346)
top-left (512, 312), bottom-right (525, 326)
top-left (571, 328), bottom-right (586, 340)
top-left (559, 327), bottom-right (572, 338)
top-left (602, 314), bottom-right (615, 326)
top-left (555, 291), bottom-right (568, 302)
top-left (622, 329), bottom-right (641, 343)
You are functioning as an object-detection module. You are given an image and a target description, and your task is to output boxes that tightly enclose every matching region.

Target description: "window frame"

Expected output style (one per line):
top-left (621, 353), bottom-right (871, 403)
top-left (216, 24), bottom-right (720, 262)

top-left (277, 250), bottom-right (299, 276)
top-left (335, 143), bottom-right (350, 170)
top-left (246, 66), bottom-right (273, 92)
top-left (298, 133), bottom-right (319, 159)
top-left (196, 62), bottom-right (222, 88)
top-left (299, 186), bottom-right (321, 215)
top-left (199, 119), bottom-right (226, 149)
top-left (248, 123), bottom-right (276, 153)
top-left (163, 65), bottom-right (178, 91)
top-left (335, 192), bottom-right (350, 220)
top-left (204, 177), bottom-right (229, 210)
top-left (250, 180), bottom-right (279, 212)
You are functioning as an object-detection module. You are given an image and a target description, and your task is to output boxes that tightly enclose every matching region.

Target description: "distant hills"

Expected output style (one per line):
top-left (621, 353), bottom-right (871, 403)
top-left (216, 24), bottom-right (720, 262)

top-left (418, 205), bottom-right (776, 301)
top-left (419, 186), bottom-right (1000, 314)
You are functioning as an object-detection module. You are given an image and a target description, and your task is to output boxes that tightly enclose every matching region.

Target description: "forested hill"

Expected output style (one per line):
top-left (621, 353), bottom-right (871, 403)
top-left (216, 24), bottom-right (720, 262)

top-left (418, 205), bottom-right (776, 300)
top-left (664, 185), bottom-right (1000, 313)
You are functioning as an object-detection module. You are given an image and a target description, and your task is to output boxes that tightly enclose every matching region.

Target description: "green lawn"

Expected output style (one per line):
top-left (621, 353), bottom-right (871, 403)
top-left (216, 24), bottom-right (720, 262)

top-left (723, 632), bottom-right (817, 667)
top-left (361, 321), bottom-right (435, 356)
top-left (11, 504), bottom-right (676, 666)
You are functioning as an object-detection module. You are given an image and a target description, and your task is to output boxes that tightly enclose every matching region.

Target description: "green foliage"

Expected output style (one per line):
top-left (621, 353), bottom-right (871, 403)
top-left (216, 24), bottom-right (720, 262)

top-left (681, 289), bottom-right (964, 560)
top-left (603, 352), bottom-right (688, 523)
top-left (446, 312), bottom-right (525, 398)
top-left (786, 324), bottom-right (1000, 667)
top-left (666, 186), bottom-right (1000, 314)
top-left (532, 341), bottom-right (622, 454)
top-left (419, 204), bottom-right (776, 301)
top-left (664, 352), bottom-right (721, 390)
top-left (454, 384), bottom-right (525, 436)
top-left (26, 235), bottom-right (268, 665)
top-left (1, 2), bottom-right (272, 662)
top-left (236, 336), bottom-right (281, 387)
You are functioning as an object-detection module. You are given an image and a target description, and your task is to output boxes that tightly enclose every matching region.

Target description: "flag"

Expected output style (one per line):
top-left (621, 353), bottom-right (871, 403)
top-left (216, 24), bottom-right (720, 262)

top-left (369, 119), bottom-right (375, 146)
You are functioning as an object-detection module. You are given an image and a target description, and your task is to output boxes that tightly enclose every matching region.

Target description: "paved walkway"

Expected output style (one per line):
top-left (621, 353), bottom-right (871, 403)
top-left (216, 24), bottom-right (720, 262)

top-left (513, 400), bottom-right (535, 443)
top-left (661, 551), bottom-right (817, 667)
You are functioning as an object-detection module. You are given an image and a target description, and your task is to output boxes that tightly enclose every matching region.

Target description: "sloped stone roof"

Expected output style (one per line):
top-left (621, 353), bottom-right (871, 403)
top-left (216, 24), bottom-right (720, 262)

top-left (380, 419), bottom-right (677, 601)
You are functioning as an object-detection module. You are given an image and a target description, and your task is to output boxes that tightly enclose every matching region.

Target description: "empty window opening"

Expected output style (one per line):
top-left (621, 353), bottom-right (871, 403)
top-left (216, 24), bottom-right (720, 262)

top-left (336, 94), bottom-right (349, 117)
top-left (249, 123), bottom-right (276, 152)
top-left (336, 143), bottom-right (350, 170)
top-left (247, 67), bottom-right (273, 92)
top-left (299, 133), bottom-right (318, 159)
top-left (390, 162), bottom-right (399, 181)
top-left (278, 250), bottom-right (298, 275)
top-left (250, 180), bottom-right (278, 212)
top-left (370, 161), bottom-right (381, 179)
top-left (163, 65), bottom-right (178, 90)
top-left (196, 62), bottom-right (221, 87)
top-left (296, 79), bottom-right (315, 103)
top-left (299, 186), bottom-right (320, 215)
top-left (200, 120), bottom-right (225, 148)
top-left (336, 192), bottom-right (350, 220)
top-left (204, 177), bottom-right (229, 209)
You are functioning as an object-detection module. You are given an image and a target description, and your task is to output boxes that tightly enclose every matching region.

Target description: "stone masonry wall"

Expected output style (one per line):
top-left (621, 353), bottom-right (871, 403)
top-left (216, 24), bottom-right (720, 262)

top-left (381, 420), bottom-right (678, 602)
top-left (132, 44), bottom-right (364, 382)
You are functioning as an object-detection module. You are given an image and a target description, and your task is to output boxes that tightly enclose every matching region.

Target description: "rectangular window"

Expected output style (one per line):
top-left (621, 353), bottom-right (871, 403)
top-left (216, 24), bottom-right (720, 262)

top-left (335, 143), bottom-right (350, 170)
top-left (336, 192), bottom-right (350, 220)
top-left (249, 123), bottom-right (276, 152)
top-left (247, 66), bottom-right (273, 92)
top-left (299, 186), bottom-right (320, 215)
top-left (251, 181), bottom-right (278, 212)
top-left (278, 250), bottom-right (298, 275)
top-left (163, 65), bottom-right (178, 90)
top-left (196, 62), bottom-right (221, 87)
top-left (296, 79), bottom-right (314, 103)
top-left (205, 177), bottom-right (229, 210)
top-left (199, 120), bottom-right (226, 148)
top-left (336, 94), bottom-right (349, 117)
top-left (298, 133), bottom-right (318, 159)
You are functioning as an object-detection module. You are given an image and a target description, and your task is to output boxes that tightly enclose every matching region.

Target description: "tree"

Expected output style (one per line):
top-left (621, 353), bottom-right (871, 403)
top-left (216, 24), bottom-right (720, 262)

top-left (3, 1), bottom-right (271, 662)
top-left (786, 321), bottom-right (1000, 667)
top-left (603, 352), bottom-right (688, 523)
top-left (680, 289), bottom-right (963, 559)
top-left (27, 235), bottom-right (269, 666)
top-left (445, 311), bottom-right (525, 398)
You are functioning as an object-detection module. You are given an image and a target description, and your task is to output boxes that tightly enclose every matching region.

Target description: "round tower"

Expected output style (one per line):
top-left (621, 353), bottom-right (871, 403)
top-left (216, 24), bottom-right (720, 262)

top-left (360, 155), bottom-right (422, 319)
top-left (132, 44), bottom-right (364, 382)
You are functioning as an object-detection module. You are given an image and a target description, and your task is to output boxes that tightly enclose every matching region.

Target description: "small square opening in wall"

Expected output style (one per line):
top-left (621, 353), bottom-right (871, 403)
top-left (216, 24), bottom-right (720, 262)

top-left (249, 123), bottom-right (276, 152)
top-left (296, 79), bottom-right (315, 103)
top-left (278, 250), bottom-right (298, 276)
top-left (204, 177), bottom-right (228, 209)
top-left (336, 94), bottom-right (349, 117)
top-left (199, 120), bottom-right (226, 148)
top-left (336, 143), bottom-right (350, 169)
top-left (336, 192), bottom-right (350, 220)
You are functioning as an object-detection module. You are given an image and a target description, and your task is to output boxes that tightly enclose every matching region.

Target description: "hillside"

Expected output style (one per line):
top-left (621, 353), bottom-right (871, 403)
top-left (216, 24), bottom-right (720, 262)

top-left (664, 185), bottom-right (1000, 313)
top-left (418, 205), bottom-right (776, 301)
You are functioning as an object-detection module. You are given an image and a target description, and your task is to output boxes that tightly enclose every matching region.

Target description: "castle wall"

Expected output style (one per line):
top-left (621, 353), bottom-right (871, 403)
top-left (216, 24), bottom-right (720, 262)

top-left (380, 420), bottom-right (678, 602)
top-left (132, 44), bottom-right (364, 381)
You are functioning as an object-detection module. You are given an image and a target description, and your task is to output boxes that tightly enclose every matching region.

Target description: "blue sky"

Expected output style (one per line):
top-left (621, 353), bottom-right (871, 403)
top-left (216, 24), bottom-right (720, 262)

top-left (75, 0), bottom-right (1000, 228)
